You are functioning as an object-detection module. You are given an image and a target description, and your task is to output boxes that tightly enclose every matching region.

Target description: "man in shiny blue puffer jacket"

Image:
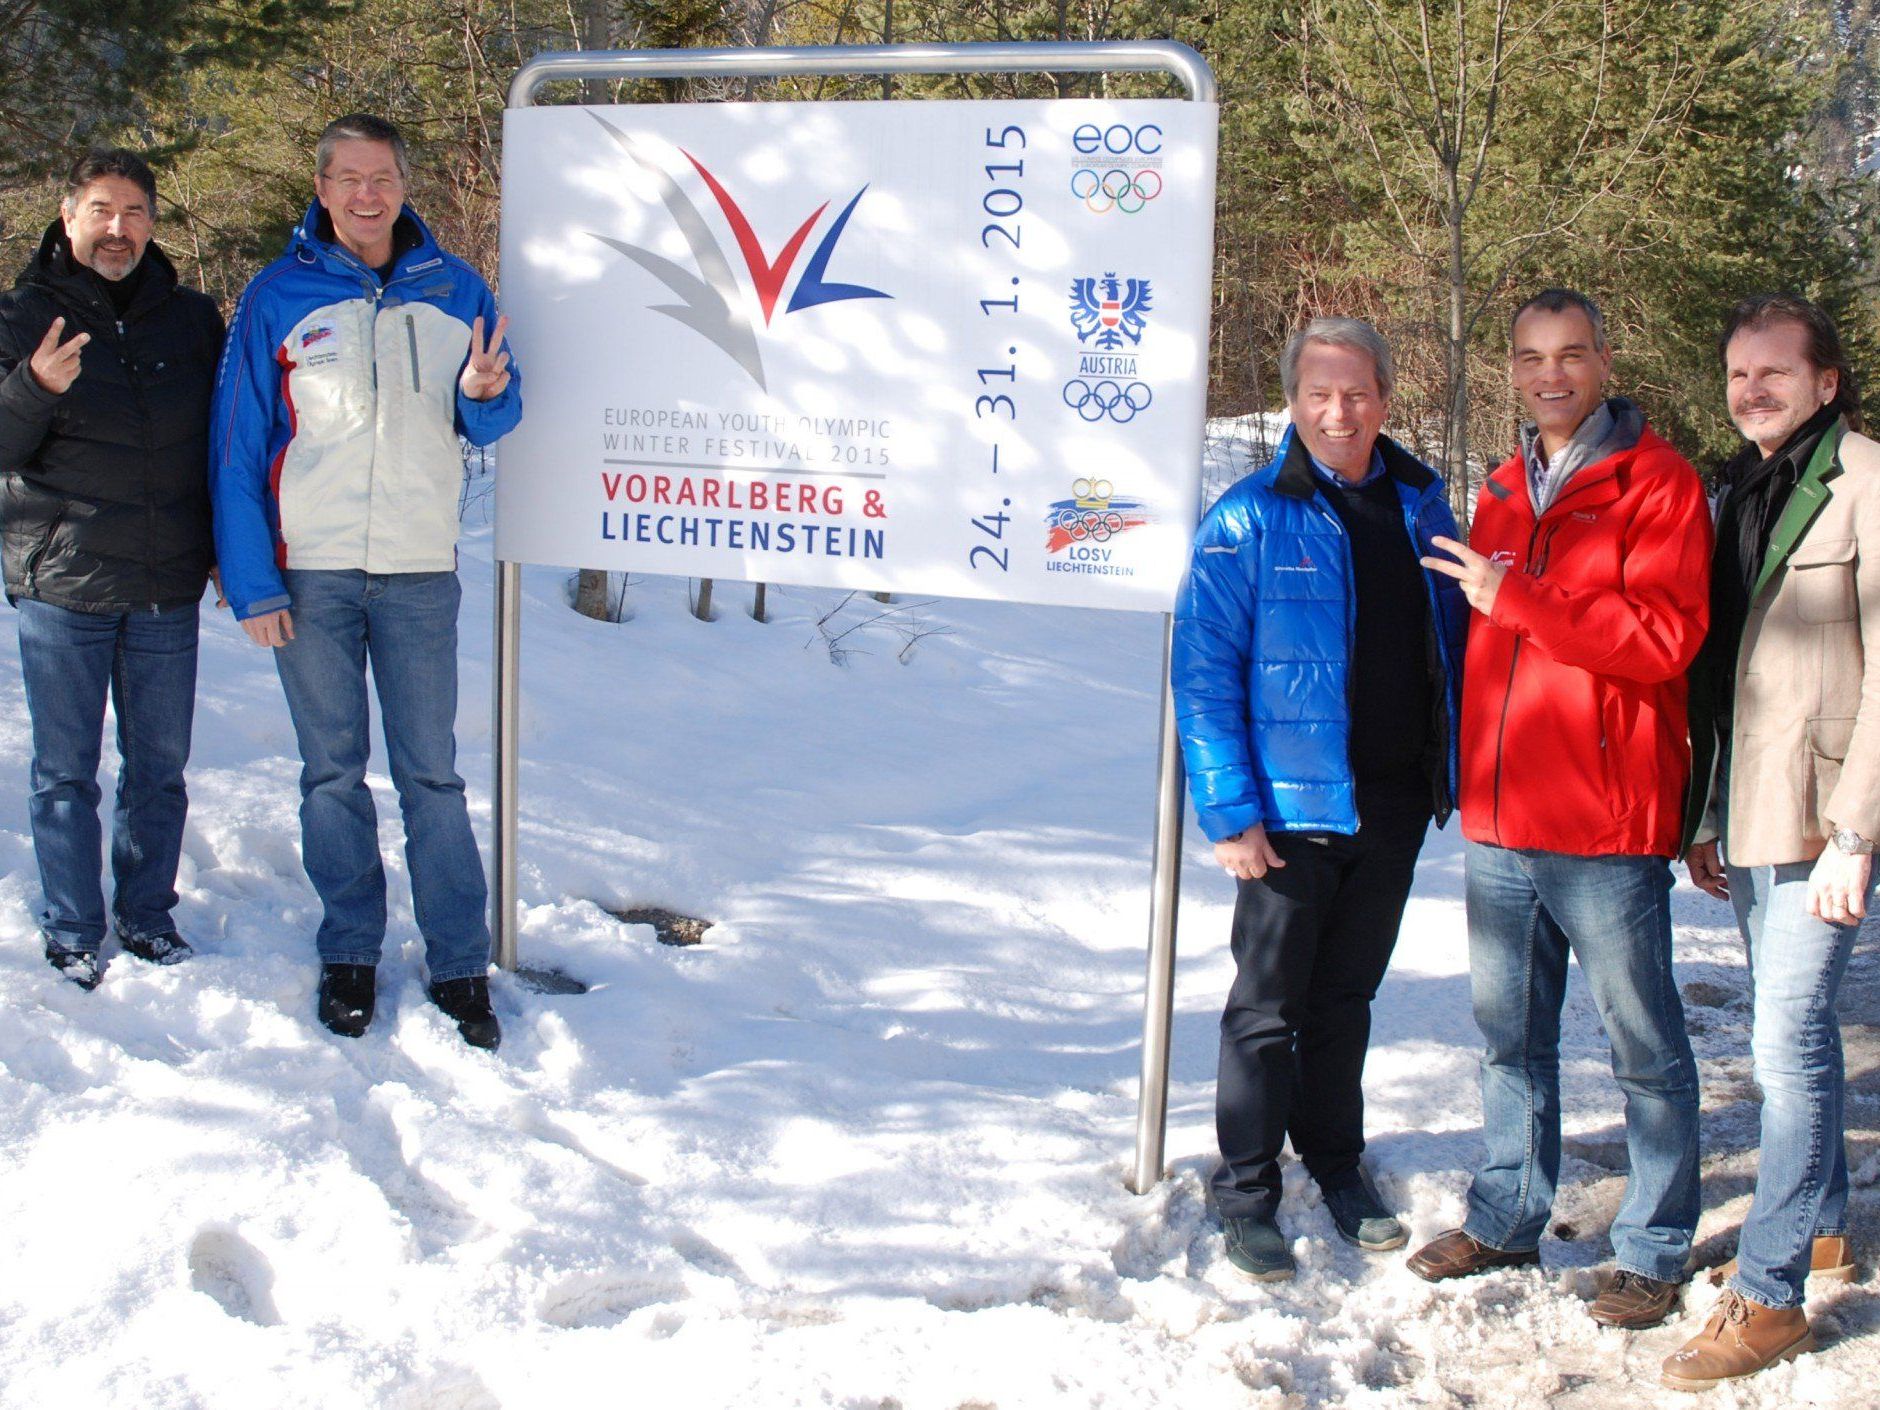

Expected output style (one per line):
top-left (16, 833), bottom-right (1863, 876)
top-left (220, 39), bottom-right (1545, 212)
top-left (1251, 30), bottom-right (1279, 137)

top-left (1172, 317), bottom-right (1467, 1281)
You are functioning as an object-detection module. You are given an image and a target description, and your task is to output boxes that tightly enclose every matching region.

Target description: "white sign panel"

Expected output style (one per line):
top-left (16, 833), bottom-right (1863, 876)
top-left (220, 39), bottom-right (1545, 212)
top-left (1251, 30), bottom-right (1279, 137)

top-left (497, 98), bottom-right (1218, 611)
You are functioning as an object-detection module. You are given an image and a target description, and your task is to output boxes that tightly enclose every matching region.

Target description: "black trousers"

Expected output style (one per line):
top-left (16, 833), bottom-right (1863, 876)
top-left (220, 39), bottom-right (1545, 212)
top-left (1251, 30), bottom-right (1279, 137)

top-left (1212, 814), bottom-right (1429, 1220)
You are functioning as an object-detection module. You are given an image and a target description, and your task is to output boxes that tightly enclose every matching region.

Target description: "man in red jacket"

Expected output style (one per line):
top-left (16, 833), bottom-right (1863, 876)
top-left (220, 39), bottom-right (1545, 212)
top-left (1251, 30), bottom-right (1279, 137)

top-left (1406, 289), bottom-right (1711, 1330)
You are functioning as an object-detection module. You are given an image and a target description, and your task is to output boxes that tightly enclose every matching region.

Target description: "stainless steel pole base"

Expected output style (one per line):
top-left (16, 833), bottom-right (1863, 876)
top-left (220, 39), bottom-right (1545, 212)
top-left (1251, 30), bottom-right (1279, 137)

top-left (1128, 614), bottom-right (1185, 1194)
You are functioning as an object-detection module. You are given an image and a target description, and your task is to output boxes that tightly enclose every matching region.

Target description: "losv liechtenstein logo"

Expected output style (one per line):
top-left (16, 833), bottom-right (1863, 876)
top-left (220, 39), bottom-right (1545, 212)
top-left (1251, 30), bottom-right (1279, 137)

top-left (1045, 477), bottom-right (1152, 555)
top-left (585, 112), bottom-right (890, 390)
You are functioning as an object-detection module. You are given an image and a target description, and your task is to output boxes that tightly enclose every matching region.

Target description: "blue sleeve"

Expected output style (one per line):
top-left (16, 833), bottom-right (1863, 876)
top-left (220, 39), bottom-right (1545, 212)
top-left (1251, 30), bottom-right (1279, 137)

top-left (1171, 495), bottom-right (1267, 843)
top-left (210, 275), bottom-right (292, 621)
top-left (453, 277), bottom-right (521, 447)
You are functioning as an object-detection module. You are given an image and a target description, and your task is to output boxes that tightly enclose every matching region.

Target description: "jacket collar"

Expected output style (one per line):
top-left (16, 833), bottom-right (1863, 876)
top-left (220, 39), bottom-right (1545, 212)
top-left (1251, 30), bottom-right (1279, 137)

top-left (1485, 429), bottom-right (1651, 519)
top-left (20, 219), bottom-right (181, 322)
top-left (1273, 427), bottom-right (1437, 500)
top-left (1752, 417), bottom-right (1848, 603)
top-left (290, 198), bottom-right (440, 281)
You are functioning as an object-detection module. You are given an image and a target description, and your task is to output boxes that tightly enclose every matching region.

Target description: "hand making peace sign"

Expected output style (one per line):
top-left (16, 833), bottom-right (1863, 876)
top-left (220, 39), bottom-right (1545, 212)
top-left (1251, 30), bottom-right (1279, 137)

top-left (1421, 534), bottom-right (1508, 616)
top-left (458, 314), bottom-right (511, 401)
top-left (28, 317), bottom-right (90, 396)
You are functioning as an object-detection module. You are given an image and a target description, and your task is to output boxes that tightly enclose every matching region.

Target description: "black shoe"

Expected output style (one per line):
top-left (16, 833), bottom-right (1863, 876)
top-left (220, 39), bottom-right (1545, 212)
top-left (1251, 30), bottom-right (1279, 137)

top-left (1222, 1213), bottom-right (1295, 1281)
top-left (45, 943), bottom-right (101, 991)
top-left (1321, 1171), bottom-right (1409, 1251)
top-left (118, 930), bottom-right (194, 966)
top-left (317, 963), bottom-right (377, 1037)
top-left (429, 975), bottom-right (501, 1051)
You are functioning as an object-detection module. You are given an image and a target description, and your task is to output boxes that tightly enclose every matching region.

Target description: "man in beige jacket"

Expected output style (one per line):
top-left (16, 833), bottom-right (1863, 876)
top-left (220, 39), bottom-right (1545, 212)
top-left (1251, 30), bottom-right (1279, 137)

top-left (1666, 294), bottom-right (1874, 1391)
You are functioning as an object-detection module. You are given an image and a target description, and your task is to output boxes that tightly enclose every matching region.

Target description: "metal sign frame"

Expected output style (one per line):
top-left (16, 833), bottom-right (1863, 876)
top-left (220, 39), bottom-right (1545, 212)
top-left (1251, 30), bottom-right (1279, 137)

top-left (499, 41), bottom-right (1216, 1195)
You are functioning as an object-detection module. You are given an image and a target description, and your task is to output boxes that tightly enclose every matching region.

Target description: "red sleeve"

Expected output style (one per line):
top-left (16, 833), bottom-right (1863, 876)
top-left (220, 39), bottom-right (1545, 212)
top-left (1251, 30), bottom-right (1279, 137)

top-left (1488, 453), bottom-right (1713, 683)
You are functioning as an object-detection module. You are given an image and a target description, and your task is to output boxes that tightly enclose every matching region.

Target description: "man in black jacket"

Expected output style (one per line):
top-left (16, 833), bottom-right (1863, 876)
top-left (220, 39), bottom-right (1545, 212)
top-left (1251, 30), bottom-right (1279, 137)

top-left (0, 149), bottom-right (224, 988)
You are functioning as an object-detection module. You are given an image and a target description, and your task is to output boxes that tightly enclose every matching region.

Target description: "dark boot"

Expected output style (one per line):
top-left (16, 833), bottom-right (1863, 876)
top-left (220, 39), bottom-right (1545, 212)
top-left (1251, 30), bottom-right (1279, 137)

top-left (429, 975), bottom-right (501, 1051)
top-left (45, 942), bottom-right (101, 991)
top-left (1222, 1214), bottom-right (1294, 1282)
top-left (317, 963), bottom-right (377, 1037)
top-left (119, 931), bottom-right (194, 966)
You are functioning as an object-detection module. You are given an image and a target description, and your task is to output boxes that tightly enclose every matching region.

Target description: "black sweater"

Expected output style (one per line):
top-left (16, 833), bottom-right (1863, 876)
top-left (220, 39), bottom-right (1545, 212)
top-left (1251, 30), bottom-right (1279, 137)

top-left (1320, 469), bottom-right (1436, 825)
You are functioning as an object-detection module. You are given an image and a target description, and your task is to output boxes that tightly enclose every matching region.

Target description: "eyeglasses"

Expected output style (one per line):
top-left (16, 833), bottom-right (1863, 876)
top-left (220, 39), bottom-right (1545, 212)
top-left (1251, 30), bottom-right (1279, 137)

top-left (321, 173), bottom-right (404, 196)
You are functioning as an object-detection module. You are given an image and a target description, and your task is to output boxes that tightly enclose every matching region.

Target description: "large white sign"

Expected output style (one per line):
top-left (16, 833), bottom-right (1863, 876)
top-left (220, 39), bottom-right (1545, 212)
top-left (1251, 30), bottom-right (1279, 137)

top-left (497, 98), bottom-right (1218, 611)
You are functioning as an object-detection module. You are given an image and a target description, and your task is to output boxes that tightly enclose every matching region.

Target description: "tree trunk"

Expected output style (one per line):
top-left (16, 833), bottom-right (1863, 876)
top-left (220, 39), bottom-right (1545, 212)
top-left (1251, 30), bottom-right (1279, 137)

top-left (574, 570), bottom-right (612, 619)
top-left (1444, 197), bottom-right (1472, 526)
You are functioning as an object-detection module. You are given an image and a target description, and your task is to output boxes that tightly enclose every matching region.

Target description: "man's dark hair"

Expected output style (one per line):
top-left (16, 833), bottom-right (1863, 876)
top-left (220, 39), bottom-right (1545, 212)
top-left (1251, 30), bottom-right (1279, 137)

top-left (1718, 293), bottom-right (1862, 432)
top-left (316, 113), bottom-right (410, 184)
top-left (63, 149), bottom-right (158, 212)
top-left (1510, 288), bottom-right (1607, 352)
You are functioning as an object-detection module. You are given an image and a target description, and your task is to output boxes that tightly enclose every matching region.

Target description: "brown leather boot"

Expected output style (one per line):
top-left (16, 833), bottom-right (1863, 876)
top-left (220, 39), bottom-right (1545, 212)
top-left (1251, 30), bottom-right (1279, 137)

top-left (1660, 1289), bottom-right (1815, 1392)
top-left (1589, 1269), bottom-right (1680, 1328)
top-left (1705, 1234), bottom-right (1858, 1287)
top-left (1406, 1229), bottom-right (1541, 1282)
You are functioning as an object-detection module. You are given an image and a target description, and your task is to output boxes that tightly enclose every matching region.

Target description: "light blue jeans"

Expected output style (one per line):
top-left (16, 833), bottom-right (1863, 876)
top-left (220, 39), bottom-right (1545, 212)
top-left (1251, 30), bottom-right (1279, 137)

top-left (1724, 858), bottom-right (1863, 1308)
top-left (1461, 842), bottom-right (1701, 1282)
top-left (272, 570), bottom-right (490, 983)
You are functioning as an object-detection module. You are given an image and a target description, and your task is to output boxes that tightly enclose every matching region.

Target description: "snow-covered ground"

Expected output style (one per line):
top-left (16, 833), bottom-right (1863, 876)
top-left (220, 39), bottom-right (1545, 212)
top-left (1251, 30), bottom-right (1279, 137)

top-left (1, 453), bottom-right (1876, 1410)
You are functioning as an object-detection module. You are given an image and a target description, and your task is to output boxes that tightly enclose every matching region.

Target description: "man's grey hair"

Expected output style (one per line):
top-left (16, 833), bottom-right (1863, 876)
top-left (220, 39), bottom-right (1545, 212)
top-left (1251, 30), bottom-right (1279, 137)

top-left (1510, 287), bottom-right (1608, 352)
top-left (1279, 318), bottom-right (1396, 402)
top-left (316, 113), bottom-right (410, 184)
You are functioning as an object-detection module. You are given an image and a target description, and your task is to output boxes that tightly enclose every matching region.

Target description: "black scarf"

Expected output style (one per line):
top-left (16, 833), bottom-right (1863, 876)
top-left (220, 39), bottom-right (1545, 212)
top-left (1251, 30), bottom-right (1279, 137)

top-left (1701, 404), bottom-right (1841, 734)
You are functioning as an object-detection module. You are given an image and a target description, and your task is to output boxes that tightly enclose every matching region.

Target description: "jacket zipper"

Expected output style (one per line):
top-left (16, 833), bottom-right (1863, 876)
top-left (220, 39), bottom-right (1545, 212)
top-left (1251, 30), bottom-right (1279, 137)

top-left (362, 284), bottom-right (381, 569)
top-left (1410, 490), bottom-right (1457, 822)
top-left (1312, 496), bottom-right (1362, 832)
top-left (1486, 465), bottom-right (1613, 838)
top-left (118, 312), bottom-right (161, 612)
top-left (405, 313), bottom-right (421, 393)
top-left (1489, 513), bottom-right (1549, 843)
top-left (24, 507), bottom-right (66, 595)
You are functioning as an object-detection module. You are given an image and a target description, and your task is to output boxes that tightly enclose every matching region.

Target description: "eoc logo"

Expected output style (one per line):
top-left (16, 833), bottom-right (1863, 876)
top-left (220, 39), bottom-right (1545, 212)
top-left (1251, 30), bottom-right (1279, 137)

top-left (1071, 123), bottom-right (1163, 158)
top-left (300, 323), bottom-right (335, 348)
top-left (585, 112), bottom-right (891, 390)
top-left (1045, 477), bottom-right (1152, 554)
top-left (1070, 274), bottom-right (1152, 350)
top-left (1069, 123), bottom-right (1165, 215)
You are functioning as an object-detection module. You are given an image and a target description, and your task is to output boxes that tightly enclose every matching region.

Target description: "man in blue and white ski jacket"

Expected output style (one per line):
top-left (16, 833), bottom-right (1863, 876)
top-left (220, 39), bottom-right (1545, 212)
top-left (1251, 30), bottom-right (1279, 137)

top-left (1171, 318), bottom-right (1465, 1280)
top-left (211, 114), bottom-right (520, 1048)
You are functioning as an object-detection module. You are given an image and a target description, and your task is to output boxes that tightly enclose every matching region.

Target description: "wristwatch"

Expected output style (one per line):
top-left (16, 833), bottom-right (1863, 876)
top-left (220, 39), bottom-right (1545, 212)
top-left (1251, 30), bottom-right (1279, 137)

top-left (1831, 826), bottom-right (1875, 856)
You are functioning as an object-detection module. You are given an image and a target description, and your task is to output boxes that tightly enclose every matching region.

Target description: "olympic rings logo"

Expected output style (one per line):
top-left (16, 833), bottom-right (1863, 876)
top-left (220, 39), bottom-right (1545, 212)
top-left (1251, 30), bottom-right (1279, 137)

top-left (1069, 167), bottom-right (1163, 214)
top-left (1062, 379), bottom-right (1153, 423)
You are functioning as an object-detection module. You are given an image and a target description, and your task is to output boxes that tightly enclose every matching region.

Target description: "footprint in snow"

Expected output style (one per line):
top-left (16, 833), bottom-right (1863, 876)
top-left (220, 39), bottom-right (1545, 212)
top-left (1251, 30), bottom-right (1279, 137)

top-left (186, 1225), bottom-right (281, 1326)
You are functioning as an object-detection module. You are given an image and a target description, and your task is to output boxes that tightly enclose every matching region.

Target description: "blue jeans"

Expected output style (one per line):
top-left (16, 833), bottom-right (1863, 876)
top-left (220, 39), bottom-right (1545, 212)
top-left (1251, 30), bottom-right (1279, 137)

top-left (16, 599), bottom-right (198, 951)
top-left (1462, 842), bottom-right (1700, 1282)
top-left (1724, 859), bottom-right (1863, 1308)
top-left (272, 570), bottom-right (489, 982)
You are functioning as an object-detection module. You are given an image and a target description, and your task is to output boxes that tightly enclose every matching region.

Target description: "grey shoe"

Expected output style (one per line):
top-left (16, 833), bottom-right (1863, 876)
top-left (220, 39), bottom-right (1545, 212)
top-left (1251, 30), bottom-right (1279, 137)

top-left (1223, 1214), bottom-right (1296, 1281)
top-left (1322, 1172), bottom-right (1408, 1251)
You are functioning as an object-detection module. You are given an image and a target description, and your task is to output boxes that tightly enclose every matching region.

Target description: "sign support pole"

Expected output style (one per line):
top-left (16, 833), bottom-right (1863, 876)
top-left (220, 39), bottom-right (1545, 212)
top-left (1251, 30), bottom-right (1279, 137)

top-left (500, 41), bottom-right (1212, 1191)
